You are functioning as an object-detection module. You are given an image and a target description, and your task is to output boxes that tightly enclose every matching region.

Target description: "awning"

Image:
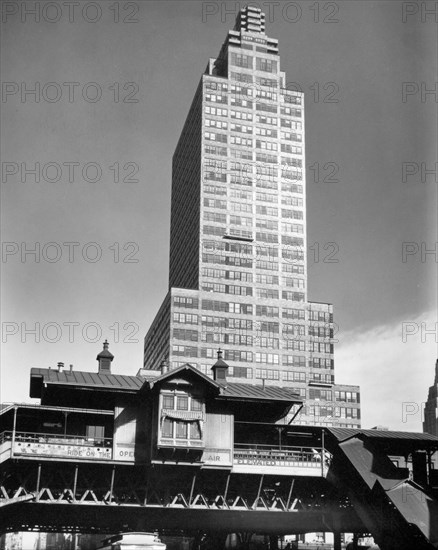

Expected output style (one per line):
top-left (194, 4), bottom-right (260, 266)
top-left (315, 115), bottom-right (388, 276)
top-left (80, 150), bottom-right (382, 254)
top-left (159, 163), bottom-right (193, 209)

top-left (161, 409), bottom-right (204, 422)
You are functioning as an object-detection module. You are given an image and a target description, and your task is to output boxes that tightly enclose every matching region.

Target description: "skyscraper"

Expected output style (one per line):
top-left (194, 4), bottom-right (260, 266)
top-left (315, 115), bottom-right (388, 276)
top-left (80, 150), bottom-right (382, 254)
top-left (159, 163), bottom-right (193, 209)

top-left (424, 360), bottom-right (438, 436)
top-left (143, 6), bottom-right (361, 428)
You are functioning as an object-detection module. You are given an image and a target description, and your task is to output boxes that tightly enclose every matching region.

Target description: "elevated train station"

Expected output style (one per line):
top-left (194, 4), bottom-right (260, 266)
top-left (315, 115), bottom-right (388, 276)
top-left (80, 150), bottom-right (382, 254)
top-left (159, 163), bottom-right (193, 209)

top-left (1, 344), bottom-right (437, 549)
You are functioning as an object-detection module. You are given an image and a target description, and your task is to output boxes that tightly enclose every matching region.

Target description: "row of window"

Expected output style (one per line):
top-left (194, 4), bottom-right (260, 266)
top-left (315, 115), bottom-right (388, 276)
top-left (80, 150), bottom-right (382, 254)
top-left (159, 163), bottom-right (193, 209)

top-left (203, 182), bottom-right (304, 200)
top-left (173, 296), bottom-right (331, 321)
top-left (230, 53), bottom-right (278, 73)
top-left (170, 362), bottom-right (336, 384)
top-left (171, 334), bottom-right (332, 355)
top-left (201, 250), bottom-right (305, 268)
top-left (206, 79), bottom-right (303, 109)
top-left (173, 318), bottom-right (331, 340)
top-left (201, 282), bottom-right (253, 296)
top-left (204, 207), bottom-right (304, 224)
top-left (204, 131), bottom-right (302, 147)
top-left (161, 420), bottom-right (201, 440)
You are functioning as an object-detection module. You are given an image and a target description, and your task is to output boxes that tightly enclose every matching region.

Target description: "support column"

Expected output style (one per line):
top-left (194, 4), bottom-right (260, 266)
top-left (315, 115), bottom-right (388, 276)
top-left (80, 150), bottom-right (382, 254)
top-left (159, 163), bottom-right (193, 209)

top-left (72, 464), bottom-right (78, 502)
top-left (333, 532), bottom-right (342, 550)
top-left (269, 535), bottom-right (278, 550)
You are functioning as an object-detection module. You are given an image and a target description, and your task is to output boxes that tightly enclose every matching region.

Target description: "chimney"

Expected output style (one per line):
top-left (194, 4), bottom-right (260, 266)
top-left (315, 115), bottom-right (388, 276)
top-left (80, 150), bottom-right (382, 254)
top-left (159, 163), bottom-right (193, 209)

top-left (96, 340), bottom-right (114, 374)
top-left (160, 360), bottom-right (169, 375)
top-left (69, 364), bottom-right (73, 373)
top-left (211, 349), bottom-right (229, 382)
top-left (57, 362), bottom-right (64, 372)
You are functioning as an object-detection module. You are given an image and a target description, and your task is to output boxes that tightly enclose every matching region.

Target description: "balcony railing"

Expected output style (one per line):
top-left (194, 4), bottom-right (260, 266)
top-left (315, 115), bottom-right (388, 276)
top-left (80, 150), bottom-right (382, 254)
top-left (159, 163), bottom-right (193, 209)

top-left (1, 430), bottom-right (113, 461)
top-left (234, 443), bottom-right (327, 468)
top-left (0, 431), bottom-right (13, 445)
top-left (13, 431), bottom-right (113, 447)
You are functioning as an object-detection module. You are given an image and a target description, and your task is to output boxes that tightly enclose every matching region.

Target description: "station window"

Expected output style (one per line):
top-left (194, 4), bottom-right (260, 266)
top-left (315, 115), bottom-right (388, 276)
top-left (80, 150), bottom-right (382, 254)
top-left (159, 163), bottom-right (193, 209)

top-left (163, 395), bottom-right (174, 409)
top-left (159, 390), bottom-right (205, 447)
top-left (177, 396), bottom-right (189, 410)
top-left (86, 425), bottom-right (105, 441)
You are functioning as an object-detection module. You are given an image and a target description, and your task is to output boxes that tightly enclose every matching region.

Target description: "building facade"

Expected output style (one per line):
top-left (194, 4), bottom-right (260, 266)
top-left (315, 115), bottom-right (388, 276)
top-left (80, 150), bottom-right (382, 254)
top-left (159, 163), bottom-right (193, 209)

top-left (424, 359), bottom-right (438, 436)
top-left (144, 6), bottom-right (360, 428)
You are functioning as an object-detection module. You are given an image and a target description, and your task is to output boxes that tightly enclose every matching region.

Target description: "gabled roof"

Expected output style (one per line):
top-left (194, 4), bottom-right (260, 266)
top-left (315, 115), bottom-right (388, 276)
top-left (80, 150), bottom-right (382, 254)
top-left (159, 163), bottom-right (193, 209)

top-left (147, 363), bottom-right (221, 391)
top-left (29, 364), bottom-right (302, 405)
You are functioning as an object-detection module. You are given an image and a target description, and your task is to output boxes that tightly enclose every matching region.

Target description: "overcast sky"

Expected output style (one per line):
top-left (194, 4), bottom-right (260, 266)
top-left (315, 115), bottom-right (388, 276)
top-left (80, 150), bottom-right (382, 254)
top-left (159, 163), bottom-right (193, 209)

top-left (1, 1), bottom-right (437, 431)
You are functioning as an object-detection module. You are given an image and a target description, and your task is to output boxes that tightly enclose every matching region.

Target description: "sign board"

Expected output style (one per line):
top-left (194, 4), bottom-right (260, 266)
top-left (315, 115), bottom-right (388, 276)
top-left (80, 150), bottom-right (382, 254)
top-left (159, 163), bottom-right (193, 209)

top-left (13, 441), bottom-right (112, 460)
top-left (202, 448), bottom-right (232, 467)
top-left (232, 457), bottom-right (324, 476)
top-left (115, 444), bottom-right (147, 462)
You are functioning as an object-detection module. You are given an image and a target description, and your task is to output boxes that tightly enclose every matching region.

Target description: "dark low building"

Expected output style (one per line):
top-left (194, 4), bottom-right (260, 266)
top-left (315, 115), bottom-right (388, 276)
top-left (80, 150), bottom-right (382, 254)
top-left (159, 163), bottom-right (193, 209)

top-left (0, 342), bottom-right (326, 476)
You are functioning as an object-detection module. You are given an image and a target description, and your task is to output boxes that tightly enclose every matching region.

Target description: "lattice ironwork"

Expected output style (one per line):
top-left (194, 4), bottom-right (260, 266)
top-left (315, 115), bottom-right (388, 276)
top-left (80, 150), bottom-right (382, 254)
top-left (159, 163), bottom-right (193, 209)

top-left (0, 460), bottom-right (363, 535)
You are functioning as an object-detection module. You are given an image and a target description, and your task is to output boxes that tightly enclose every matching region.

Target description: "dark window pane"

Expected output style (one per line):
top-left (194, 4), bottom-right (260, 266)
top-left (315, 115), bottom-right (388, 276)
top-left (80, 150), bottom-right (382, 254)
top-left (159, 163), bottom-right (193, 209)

top-left (175, 421), bottom-right (188, 439)
top-left (191, 398), bottom-right (202, 411)
top-left (177, 396), bottom-right (189, 410)
top-left (163, 395), bottom-right (174, 409)
top-left (190, 422), bottom-right (201, 440)
top-left (162, 418), bottom-right (173, 438)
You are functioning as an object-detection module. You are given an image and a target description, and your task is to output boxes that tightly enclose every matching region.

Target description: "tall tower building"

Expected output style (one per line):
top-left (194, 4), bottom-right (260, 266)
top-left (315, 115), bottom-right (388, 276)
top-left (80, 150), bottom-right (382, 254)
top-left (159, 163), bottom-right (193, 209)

top-left (424, 359), bottom-right (438, 436)
top-left (144, 6), bottom-right (361, 428)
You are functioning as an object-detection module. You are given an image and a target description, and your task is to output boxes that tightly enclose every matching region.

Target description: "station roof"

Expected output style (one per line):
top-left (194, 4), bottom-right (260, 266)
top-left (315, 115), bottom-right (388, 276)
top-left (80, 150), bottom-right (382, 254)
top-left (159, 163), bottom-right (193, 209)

top-left (219, 382), bottom-right (300, 402)
top-left (327, 427), bottom-right (438, 451)
top-left (30, 367), bottom-right (145, 396)
top-left (328, 427), bottom-right (438, 442)
top-left (29, 366), bottom-right (302, 404)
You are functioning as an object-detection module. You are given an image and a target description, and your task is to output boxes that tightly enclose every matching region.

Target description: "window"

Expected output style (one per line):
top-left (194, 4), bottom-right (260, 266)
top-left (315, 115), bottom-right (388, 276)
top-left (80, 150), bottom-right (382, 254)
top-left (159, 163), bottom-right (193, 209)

top-left (191, 397), bottom-right (203, 411)
top-left (205, 93), bottom-right (227, 104)
top-left (205, 106), bottom-right (228, 117)
top-left (173, 296), bottom-right (199, 309)
top-left (256, 58), bottom-right (277, 73)
top-left (229, 366), bottom-right (252, 379)
top-left (159, 391), bottom-right (205, 446)
top-left (256, 288), bottom-right (279, 300)
top-left (173, 328), bottom-right (199, 342)
top-left (190, 423), bottom-right (201, 439)
top-left (256, 369), bottom-right (279, 380)
top-left (176, 421), bottom-right (188, 439)
top-left (255, 352), bottom-right (279, 364)
top-left (177, 396), bottom-right (189, 410)
top-left (231, 53), bottom-right (253, 68)
top-left (163, 395), bottom-right (174, 409)
top-left (162, 418), bottom-right (173, 438)
top-left (86, 425), bottom-right (105, 441)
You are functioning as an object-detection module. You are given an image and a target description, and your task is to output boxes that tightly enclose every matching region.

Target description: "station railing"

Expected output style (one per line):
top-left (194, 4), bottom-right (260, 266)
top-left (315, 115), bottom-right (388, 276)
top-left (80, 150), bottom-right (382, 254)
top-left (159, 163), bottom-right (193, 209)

top-left (0, 430), bottom-right (114, 462)
top-left (234, 443), bottom-right (326, 468)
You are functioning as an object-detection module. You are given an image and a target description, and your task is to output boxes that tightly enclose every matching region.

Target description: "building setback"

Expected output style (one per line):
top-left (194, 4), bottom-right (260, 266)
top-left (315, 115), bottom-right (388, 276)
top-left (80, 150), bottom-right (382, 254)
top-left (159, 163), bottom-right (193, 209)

top-left (143, 6), bottom-right (360, 428)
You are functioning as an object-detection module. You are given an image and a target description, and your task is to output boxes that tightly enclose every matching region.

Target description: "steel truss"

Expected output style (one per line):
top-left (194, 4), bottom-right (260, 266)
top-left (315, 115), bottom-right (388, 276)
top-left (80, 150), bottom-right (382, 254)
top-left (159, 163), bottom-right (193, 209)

top-left (0, 460), bottom-right (363, 535)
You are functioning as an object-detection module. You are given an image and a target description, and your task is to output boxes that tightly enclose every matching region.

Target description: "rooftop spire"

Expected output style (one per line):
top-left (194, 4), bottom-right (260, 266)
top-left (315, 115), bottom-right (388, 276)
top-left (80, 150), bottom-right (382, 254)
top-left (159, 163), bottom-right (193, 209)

top-left (96, 340), bottom-right (114, 374)
top-left (234, 5), bottom-right (266, 34)
top-left (211, 349), bottom-right (229, 382)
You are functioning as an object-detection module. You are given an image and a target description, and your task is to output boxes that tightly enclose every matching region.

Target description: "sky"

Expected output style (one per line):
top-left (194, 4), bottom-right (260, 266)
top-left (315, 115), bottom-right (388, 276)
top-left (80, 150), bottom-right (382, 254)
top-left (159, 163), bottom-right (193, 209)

top-left (1, 0), bottom-right (437, 431)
